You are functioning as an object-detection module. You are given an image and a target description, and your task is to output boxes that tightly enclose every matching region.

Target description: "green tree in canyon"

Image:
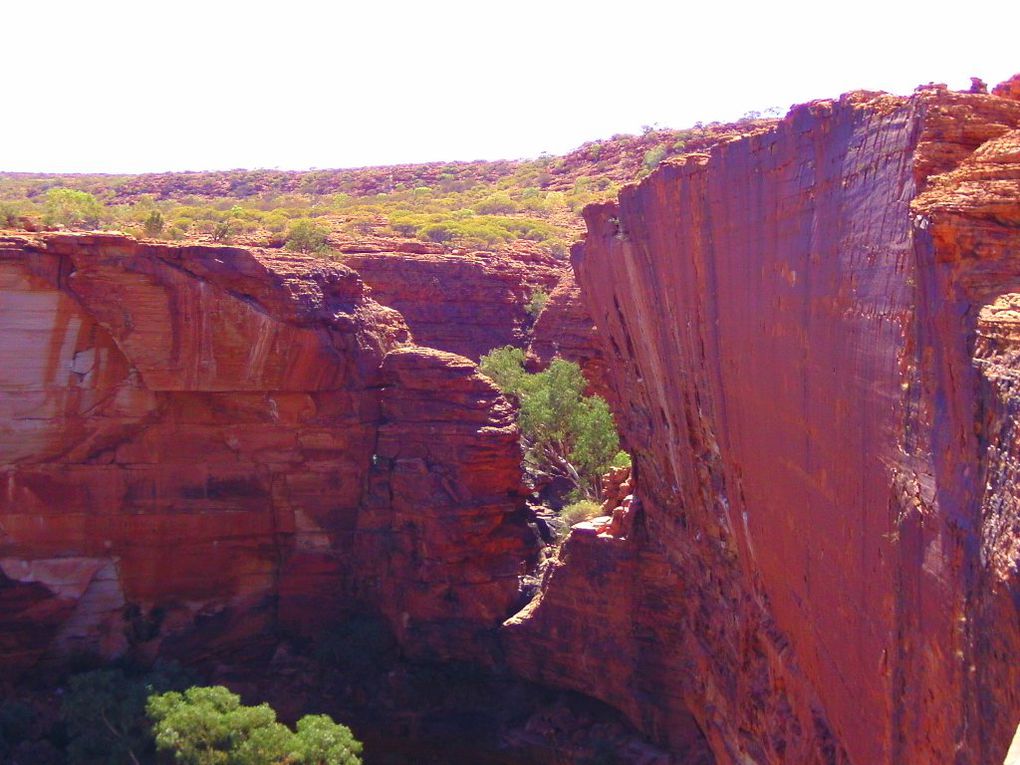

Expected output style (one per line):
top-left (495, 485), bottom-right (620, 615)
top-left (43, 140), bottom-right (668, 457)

top-left (480, 347), bottom-right (627, 500)
top-left (147, 685), bottom-right (362, 765)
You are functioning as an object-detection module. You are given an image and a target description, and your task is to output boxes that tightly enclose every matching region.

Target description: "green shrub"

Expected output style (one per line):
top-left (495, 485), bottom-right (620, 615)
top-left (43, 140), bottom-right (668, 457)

top-left (285, 218), bottom-right (330, 253)
top-left (479, 348), bottom-right (626, 500)
top-left (559, 500), bottom-right (602, 527)
top-left (143, 210), bottom-right (164, 237)
top-left (473, 192), bottom-right (518, 215)
top-left (642, 145), bottom-right (667, 171)
top-left (388, 212), bottom-right (421, 237)
top-left (211, 221), bottom-right (233, 243)
top-left (419, 222), bottom-right (455, 243)
top-left (525, 288), bottom-right (549, 318)
top-left (544, 191), bottom-right (566, 208)
top-left (0, 201), bottom-right (24, 228)
top-left (44, 188), bottom-right (103, 229)
top-left (147, 686), bottom-right (362, 765)
top-left (264, 211), bottom-right (290, 233)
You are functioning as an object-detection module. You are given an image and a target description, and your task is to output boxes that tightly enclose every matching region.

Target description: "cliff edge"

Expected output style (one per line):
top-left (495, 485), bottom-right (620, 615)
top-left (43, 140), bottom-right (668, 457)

top-left (507, 82), bottom-right (1020, 765)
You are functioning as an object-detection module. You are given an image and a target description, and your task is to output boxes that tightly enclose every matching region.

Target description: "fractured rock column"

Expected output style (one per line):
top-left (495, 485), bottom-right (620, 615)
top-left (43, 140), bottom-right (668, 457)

top-left (356, 347), bottom-right (538, 663)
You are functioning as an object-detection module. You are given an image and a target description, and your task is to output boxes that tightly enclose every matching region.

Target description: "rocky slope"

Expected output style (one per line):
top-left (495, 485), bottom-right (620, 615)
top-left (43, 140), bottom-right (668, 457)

top-left (507, 82), bottom-right (1020, 765)
top-left (0, 232), bottom-right (538, 676)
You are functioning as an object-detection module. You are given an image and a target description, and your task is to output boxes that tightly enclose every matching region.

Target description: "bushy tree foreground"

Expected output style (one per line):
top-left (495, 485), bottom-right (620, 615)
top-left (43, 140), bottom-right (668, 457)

top-left (147, 685), bottom-right (362, 765)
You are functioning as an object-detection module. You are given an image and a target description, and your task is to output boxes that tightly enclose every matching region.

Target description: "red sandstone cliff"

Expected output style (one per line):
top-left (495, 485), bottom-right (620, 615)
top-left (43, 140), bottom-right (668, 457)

top-left (339, 247), bottom-right (562, 361)
top-left (6, 79), bottom-right (1020, 765)
top-left (0, 233), bottom-right (537, 675)
top-left (528, 275), bottom-right (613, 400)
top-left (506, 83), bottom-right (1020, 765)
top-left (340, 246), bottom-right (612, 398)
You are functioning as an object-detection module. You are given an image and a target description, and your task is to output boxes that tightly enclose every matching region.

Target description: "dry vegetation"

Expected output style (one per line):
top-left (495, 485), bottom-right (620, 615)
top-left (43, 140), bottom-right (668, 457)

top-left (0, 120), bottom-right (775, 257)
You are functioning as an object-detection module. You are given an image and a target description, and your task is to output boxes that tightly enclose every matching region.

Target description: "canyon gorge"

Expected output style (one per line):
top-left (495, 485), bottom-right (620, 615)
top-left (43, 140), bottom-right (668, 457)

top-left (2, 76), bottom-right (1020, 764)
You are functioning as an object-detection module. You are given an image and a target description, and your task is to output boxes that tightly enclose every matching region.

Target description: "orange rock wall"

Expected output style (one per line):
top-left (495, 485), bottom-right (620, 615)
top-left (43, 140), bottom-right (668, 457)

top-left (0, 233), bottom-right (537, 675)
top-left (339, 248), bottom-right (612, 399)
top-left (528, 275), bottom-right (613, 400)
top-left (340, 249), bottom-right (562, 361)
top-left (509, 87), bottom-right (1020, 765)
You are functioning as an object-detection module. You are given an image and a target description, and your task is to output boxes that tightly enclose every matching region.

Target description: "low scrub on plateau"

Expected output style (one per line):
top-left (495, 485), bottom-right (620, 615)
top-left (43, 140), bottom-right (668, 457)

top-left (479, 347), bottom-right (629, 500)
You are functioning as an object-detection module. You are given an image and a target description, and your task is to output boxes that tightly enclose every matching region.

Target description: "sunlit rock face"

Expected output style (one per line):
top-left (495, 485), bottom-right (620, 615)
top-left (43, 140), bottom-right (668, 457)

top-left (338, 248), bottom-right (613, 398)
top-left (339, 247), bottom-right (563, 361)
top-left (506, 83), bottom-right (1020, 765)
top-left (0, 233), bottom-right (538, 675)
top-left (528, 274), bottom-right (613, 400)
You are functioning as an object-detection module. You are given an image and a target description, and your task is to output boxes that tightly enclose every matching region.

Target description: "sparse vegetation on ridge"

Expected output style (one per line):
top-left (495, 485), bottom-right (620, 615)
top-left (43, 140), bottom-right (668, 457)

top-left (0, 119), bottom-right (776, 256)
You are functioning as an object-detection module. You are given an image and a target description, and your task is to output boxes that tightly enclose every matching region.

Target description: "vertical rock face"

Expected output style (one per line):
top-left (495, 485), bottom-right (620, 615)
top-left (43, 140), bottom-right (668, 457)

top-left (356, 346), bottom-right (536, 663)
top-left (509, 86), bottom-right (1020, 765)
top-left (528, 275), bottom-right (613, 400)
top-left (0, 233), bottom-right (537, 674)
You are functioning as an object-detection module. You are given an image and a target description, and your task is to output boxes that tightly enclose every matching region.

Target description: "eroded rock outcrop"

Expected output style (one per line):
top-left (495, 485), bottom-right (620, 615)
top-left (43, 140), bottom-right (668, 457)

top-left (340, 248), bottom-right (563, 361)
top-left (339, 246), bottom-right (612, 398)
top-left (507, 84), bottom-right (1020, 765)
top-left (0, 233), bottom-right (537, 675)
top-left (528, 274), bottom-right (613, 400)
top-left (356, 346), bottom-right (536, 663)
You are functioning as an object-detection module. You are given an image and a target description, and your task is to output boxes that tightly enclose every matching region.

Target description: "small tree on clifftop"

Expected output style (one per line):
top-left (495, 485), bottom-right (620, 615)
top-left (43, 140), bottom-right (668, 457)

top-left (44, 188), bottom-right (103, 229)
top-left (285, 219), bottom-right (331, 254)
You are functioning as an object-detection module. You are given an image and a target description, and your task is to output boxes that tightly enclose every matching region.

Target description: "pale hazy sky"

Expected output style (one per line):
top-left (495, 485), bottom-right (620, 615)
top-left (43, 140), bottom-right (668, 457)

top-left (3, 0), bottom-right (1018, 173)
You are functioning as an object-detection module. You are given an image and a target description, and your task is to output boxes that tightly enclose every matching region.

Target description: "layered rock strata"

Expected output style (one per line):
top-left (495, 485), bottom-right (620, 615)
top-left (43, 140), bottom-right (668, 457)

top-left (0, 233), bottom-right (537, 675)
top-left (340, 248), bottom-right (563, 361)
top-left (507, 84), bottom-right (1020, 765)
top-left (356, 346), bottom-right (536, 662)
top-left (528, 275), bottom-right (613, 399)
top-left (341, 246), bottom-right (614, 407)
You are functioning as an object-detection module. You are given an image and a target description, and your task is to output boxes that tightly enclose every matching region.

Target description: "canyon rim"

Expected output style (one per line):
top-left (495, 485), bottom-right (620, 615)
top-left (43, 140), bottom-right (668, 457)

top-left (1, 76), bottom-right (1019, 764)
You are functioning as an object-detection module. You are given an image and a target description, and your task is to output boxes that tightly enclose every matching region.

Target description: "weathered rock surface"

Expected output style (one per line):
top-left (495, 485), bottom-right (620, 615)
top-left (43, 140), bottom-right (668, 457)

top-left (340, 248), bottom-right (563, 361)
top-left (340, 246), bottom-right (613, 406)
top-left (355, 346), bottom-right (536, 662)
top-left (0, 232), bottom-right (537, 675)
top-left (993, 73), bottom-right (1020, 102)
top-left (528, 274), bottom-right (613, 400)
top-left (507, 84), bottom-right (1020, 765)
